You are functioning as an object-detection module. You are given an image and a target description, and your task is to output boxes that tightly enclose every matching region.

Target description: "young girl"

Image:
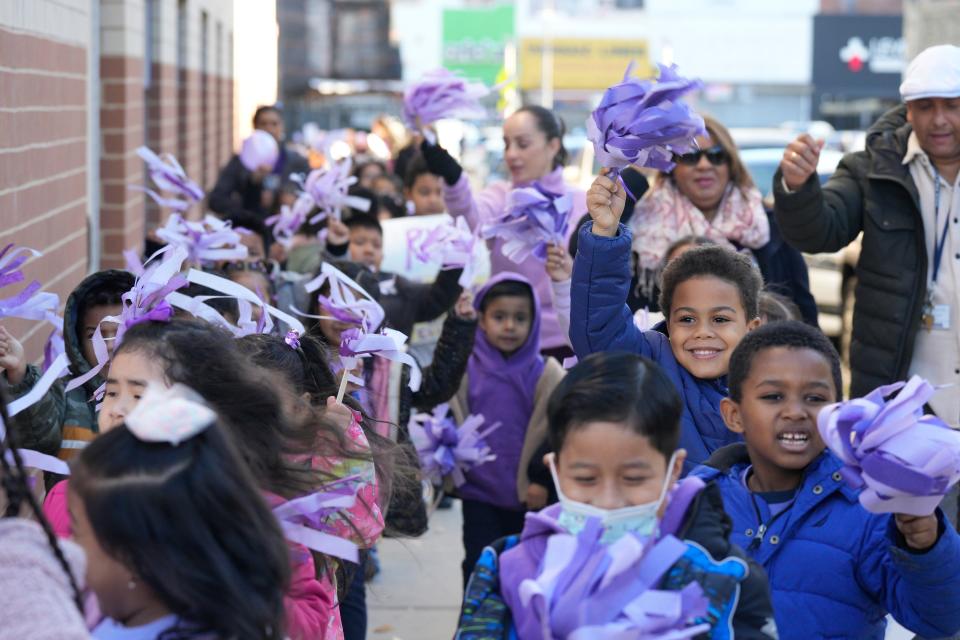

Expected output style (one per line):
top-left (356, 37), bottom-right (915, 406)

top-left (70, 385), bottom-right (290, 639)
top-left (45, 319), bottom-right (357, 640)
top-left (449, 273), bottom-right (566, 587)
top-left (458, 352), bottom-right (776, 639)
top-left (572, 172), bottom-right (765, 473)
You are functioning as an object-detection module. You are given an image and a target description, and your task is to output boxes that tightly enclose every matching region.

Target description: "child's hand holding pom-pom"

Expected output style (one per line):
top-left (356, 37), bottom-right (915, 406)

top-left (545, 244), bottom-right (573, 283)
top-left (0, 326), bottom-right (26, 385)
top-left (453, 291), bottom-right (477, 322)
top-left (895, 513), bottom-right (940, 551)
top-left (586, 170), bottom-right (627, 237)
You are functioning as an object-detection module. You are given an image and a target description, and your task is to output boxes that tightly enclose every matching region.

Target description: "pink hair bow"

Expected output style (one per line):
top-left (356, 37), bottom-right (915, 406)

top-left (132, 146), bottom-right (205, 212)
top-left (817, 375), bottom-right (960, 516)
top-left (125, 384), bottom-right (216, 445)
top-left (408, 403), bottom-right (499, 487)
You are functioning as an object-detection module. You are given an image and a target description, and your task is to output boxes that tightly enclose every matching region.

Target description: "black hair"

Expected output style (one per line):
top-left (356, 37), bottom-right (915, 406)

top-left (547, 352), bottom-right (683, 458)
top-left (115, 319), bottom-right (322, 498)
top-left (403, 155), bottom-right (438, 190)
top-left (344, 212), bottom-right (383, 236)
top-left (727, 320), bottom-right (842, 402)
top-left (377, 195), bottom-right (406, 220)
top-left (658, 245), bottom-right (762, 320)
top-left (353, 160), bottom-right (387, 182)
top-left (759, 289), bottom-right (801, 324)
top-left (0, 388), bottom-right (84, 612)
top-left (178, 278), bottom-right (241, 325)
top-left (74, 270), bottom-right (136, 343)
top-left (71, 416), bottom-right (290, 639)
top-left (663, 235), bottom-right (716, 267)
top-left (252, 105), bottom-right (282, 128)
top-left (345, 185), bottom-right (378, 219)
top-left (306, 261), bottom-right (382, 334)
top-left (515, 105), bottom-right (569, 169)
top-left (478, 280), bottom-right (535, 314)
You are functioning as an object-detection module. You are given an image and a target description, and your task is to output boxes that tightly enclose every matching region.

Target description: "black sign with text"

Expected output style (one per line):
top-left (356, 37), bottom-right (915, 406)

top-left (812, 14), bottom-right (905, 97)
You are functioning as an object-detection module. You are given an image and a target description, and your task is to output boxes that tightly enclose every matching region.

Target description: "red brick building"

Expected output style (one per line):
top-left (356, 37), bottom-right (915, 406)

top-left (0, 0), bottom-right (234, 360)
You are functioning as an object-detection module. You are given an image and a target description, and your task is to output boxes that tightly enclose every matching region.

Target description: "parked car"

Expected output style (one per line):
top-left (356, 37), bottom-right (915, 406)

top-left (739, 146), bottom-right (860, 361)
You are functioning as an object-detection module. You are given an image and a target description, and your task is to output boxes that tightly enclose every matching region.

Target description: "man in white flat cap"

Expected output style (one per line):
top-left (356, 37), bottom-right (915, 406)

top-left (773, 44), bottom-right (960, 526)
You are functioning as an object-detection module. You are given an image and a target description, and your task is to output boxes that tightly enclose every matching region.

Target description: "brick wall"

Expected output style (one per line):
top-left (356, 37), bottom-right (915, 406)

top-left (0, 1), bottom-right (90, 360)
top-left (1, 0), bottom-right (236, 362)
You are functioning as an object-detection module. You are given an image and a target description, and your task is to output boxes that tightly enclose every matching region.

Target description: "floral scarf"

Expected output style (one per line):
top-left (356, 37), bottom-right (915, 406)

top-left (630, 177), bottom-right (770, 298)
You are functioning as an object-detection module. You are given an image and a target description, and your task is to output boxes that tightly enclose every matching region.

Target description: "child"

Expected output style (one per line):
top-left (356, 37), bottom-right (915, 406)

top-left (1, 269), bottom-right (134, 460)
top-left (448, 273), bottom-right (566, 587)
top-left (403, 155), bottom-right (445, 216)
top-left (571, 173), bottom-right (763, 472)
top-left (329, 213), bottom-right (463, 337)
top-left (457, 352), bottom-right (777, 639)
top-left (696, 321), bottom-right (960, 639)
top-left (45, 319), bottom-right (354, 640)
top-left (71, 384), bottom-right (290, 639)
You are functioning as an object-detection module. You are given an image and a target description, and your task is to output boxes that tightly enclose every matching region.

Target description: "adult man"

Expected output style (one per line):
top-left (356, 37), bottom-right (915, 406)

top-left (773, 45), bottom-right (960, 431)
top-left (208, 105), bottom-right (310, 219)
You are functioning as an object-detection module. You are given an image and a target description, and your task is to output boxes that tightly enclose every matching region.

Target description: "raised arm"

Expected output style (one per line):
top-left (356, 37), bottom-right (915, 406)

top-left (420, 141), bottom-right (504, 231)
top-left (569, 172), bottom-right (650, 358)
top-left (773, 134), bottom-right (866, 254)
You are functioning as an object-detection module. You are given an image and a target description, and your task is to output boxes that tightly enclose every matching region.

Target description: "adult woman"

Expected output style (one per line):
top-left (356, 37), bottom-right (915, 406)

top-left (629, 116), bottom-right (817, 324)
top-left (421, 106), bottom-right (587, 359)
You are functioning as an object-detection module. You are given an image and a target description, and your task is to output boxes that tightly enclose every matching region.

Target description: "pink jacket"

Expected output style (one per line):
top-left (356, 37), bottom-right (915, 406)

top-left (443, 168), bottom-right (587, 350)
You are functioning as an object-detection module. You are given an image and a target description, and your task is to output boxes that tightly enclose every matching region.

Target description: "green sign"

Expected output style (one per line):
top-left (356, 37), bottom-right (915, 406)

top-left (442, 5), bottom-right (515, 85)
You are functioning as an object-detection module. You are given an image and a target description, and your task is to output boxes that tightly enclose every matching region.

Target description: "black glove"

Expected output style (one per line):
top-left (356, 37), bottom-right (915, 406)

top-left (420, 140), bottom-right (463, 186)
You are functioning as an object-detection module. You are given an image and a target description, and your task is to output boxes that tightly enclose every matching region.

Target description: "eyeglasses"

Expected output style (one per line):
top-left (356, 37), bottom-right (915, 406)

top-left (673, 145), bottom-right (729, 166)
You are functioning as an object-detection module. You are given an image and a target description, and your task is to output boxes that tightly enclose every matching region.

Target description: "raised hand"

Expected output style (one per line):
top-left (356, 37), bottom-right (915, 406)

top-left (780, 134), bottom-right (825, 191)
top-left (0, 326), bottom-right (27, 386)
top-left (895, 513), bottom-right (939, 551)
top-left (586, 170), bottom-right (627, 238)
top-left (326, 218), bottom-right (351, 247)
top-left (453, 291), bottom-right (477, 321)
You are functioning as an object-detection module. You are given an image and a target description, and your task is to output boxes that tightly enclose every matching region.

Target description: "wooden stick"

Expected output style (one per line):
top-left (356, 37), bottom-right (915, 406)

top-left (335, 368), bottom-right (350, 404)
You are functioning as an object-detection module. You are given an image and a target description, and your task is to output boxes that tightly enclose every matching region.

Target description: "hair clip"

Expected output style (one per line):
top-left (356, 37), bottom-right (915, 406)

top-left (125, 383), bottom-right (216, 446)
top-left (284, 329), bottom-right (301, 350)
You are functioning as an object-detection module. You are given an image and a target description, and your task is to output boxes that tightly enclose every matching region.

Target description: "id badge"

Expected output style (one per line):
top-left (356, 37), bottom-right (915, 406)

top-left (932, 304), bottom-right (952, 330)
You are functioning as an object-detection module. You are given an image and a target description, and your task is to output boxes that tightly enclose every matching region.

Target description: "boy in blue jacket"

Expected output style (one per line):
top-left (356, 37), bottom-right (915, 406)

top-left (696, 321), bottom-right (960, 639)
top-left (571, 172), bottom-right (762, 472)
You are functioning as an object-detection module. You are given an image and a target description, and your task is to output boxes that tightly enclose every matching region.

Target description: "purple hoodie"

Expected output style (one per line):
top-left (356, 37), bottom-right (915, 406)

top-left (460, 272), bottom-right (545, 510)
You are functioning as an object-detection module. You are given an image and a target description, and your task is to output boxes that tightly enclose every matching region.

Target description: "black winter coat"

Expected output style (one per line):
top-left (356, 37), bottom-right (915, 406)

top-left (773, 106), bottom-right (927, 398)
top-left (208, 147), bottom-right (310, 219)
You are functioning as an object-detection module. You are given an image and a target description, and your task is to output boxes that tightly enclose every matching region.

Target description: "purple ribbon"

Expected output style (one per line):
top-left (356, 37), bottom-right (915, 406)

top-left (818, 375), bottom-right (960, 516)
top-left (292, 158), bottom-right (370, 224)
top-left (587, 62), bottom-right (705, 173)
top-left (134, 146), bottom-right (204, 211)
top-left (272, 476), bottom-right (362, 563)
top-left (408, 403), bottom-right (500, 487)
top-left (405, 217), bottom-right (480, 287)
top-left (517, 521), bottom-right (710, 639)
top-left (265, 193), bottom-right (313, 249)
top-left (338, 327), bottom-right (422, 392)
top-left (402, 68), bottom-right (489, 132)
top-left (481, 183), bottom-right (573, 264)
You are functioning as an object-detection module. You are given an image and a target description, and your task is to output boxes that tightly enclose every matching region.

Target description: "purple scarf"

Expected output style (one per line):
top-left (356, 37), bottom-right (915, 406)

top-left (461, 272), bottom-right (545, 510)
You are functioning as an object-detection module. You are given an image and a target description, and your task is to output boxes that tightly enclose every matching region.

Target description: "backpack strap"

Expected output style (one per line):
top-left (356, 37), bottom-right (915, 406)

top-left (659, 476), bottom-right (707, 539)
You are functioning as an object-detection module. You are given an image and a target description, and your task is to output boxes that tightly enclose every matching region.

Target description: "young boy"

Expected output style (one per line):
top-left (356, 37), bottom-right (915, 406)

top-left (1, 270), bottom-right (134, 460)
top-left (573, 173), bottom-right (762, 472)
top-left (697, 321), bottom-right (960, 639)
top-left (457, 351), bottom-right (777, 639)
top-left (404, 156), bottom-right (445, 216)
top-left (331, 213), bottom-right (463, 337)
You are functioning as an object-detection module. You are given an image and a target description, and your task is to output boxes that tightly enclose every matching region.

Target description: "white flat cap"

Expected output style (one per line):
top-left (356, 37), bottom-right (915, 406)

top-left (900, 45), bottom-right (960, 101)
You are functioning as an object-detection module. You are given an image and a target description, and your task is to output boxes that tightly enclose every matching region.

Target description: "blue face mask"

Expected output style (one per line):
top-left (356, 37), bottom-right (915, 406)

top-left (547, 451), bottom-right (679, 544)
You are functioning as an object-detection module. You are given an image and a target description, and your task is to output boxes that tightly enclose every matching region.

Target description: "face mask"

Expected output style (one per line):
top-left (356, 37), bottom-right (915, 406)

top-left (547, 451), bottom-right (679, 544)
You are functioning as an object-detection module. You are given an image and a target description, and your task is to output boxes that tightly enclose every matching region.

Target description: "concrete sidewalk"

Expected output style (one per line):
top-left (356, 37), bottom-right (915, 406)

top-left (365, 499), bottom-right (921, 640)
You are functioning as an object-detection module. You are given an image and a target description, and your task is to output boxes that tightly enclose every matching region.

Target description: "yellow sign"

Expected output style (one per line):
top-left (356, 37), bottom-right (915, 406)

top-left (519, 38), bottom-right (653, 91)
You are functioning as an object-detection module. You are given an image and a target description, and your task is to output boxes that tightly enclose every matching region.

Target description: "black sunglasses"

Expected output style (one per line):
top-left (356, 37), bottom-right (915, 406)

top-left (673, 145), bottom-right (728, 166)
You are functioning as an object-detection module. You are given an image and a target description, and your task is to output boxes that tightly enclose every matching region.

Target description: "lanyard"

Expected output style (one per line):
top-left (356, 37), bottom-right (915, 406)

top-left (931, 166), bottom-right (952, 285)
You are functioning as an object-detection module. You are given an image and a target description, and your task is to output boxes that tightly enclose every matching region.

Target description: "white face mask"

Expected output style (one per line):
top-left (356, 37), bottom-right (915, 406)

top-left (547, 451), bottom-right (679, 544)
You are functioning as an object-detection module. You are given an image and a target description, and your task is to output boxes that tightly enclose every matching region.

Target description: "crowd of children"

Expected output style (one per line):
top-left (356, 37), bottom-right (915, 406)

top-left (1, 89), bottom-right (959, 640)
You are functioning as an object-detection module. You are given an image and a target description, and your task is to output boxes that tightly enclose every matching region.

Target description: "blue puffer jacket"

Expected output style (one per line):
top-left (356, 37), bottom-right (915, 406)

top-left (694, 444), bottom-right (960, 640)
top-left (569, 222), bottom-right (741, 473)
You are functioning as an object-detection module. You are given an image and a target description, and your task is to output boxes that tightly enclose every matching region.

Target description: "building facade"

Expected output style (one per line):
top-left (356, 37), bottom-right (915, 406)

top-left (0, 0), bottom-right (234, 361)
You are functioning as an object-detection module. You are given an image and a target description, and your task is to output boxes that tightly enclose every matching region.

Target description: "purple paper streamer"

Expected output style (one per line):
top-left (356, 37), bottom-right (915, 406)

top-left (0, 245), bottom-right (62, 331)
top-left (402, 68), bottom-right (490, 131)
top-left (299, 262), bottom-right (385, 333)
top-left (154, 214), bottom-right (249, 267)
top-left (293, 158), bottom-right (370, 224)
top-left (135, 146), bottom-right (204, 211)
top-left (273, 476), bottom-right (362, 563)
top-left (517, 521), bottom-right (710, 639)
top-left (405, 217), bottom-right (479, 287)
top-left (817, 375), bottom-right (960, 516)
top-left (587, 63), bottom-right (706, 173)
top-left (265, 193), bottom-right (313, 249)
top-left (408, 403), bottom-right (500, 487)
top-left (480, 183), bottom-right (573, 264)
top-left (239, 130), bottom-right (280, 172)
top-left (338, 327), bottom-right (421, 392)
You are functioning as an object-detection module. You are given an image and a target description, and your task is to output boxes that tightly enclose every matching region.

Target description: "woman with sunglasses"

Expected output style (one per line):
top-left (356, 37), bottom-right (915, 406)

top-left (629, 116), bottom-right (817, 323)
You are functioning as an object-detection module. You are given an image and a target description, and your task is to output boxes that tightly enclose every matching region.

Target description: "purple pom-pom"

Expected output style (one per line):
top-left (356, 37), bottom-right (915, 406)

top-left (403, 69), bottom-right (489, 132)
top-left (481, 183), bottom-right (573, 264)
